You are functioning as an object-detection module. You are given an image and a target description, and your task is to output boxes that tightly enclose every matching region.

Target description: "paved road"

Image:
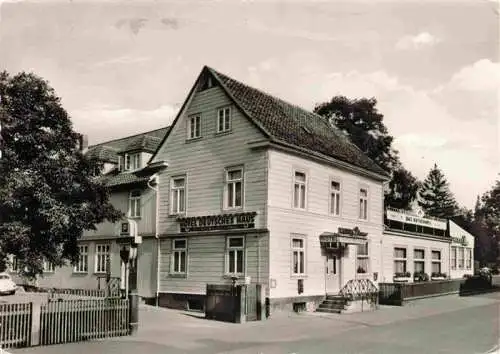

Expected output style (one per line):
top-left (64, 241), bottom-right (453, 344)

top-left (12, 292), bottom-right (500, 354)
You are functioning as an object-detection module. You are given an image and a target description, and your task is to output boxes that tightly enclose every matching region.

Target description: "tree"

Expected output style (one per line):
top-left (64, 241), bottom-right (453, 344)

top-left (474, 181), bottom-right (500, 265)
top-left (314, 96), bottom-right (420, 210)
top-left (418, 163), bottom-right (458, 219)
top-left (0, 71), bottom-right (122, 278)
top-left (385, 166), bottom-right (421, 210)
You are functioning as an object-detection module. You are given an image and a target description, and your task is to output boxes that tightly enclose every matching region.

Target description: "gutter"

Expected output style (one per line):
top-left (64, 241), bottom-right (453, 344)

top-left (147, 174), bottom-right (161, 307)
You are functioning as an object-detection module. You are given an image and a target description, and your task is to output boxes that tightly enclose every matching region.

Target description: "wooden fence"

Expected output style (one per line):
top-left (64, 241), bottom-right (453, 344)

top-left (0, 298), bottom-right (130, 349)
top-left (379, 279), bottom-right (463, 305)
top-left (40, 298), bottom-right (129, 346)
top-left (0, 303), bottom-right (32, 349)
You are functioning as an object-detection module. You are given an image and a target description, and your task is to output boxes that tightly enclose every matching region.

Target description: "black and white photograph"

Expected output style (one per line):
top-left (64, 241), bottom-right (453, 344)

top-left (0, 0), bottom-right (499, 353)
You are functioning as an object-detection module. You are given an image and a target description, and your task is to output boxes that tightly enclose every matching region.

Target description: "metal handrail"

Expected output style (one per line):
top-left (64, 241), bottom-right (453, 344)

top-left (339, 278), bottom-right (379, 302)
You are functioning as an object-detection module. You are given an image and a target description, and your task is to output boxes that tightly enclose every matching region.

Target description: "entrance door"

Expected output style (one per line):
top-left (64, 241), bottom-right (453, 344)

top-left (326, 253), bottom-right (341, 294)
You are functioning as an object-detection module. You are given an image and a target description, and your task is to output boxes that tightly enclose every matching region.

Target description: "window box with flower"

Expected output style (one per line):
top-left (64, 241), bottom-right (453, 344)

top-left (431, 272), bottom-right (447, 281)
top-left (393, 272), bottom-right (411, 282)
top-left (413, 272), bottom-right (429, 282)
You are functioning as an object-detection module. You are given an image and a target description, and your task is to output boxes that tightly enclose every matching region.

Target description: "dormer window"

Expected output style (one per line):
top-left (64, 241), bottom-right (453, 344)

top-left (118, 153), bottom-right (141, 172)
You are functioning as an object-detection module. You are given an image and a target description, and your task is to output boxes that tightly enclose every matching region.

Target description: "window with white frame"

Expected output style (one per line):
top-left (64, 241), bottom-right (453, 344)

top-left (74, 245), bottom-right (88, 273)
top-left (451, 247), bottom-right (457, 270)
top-left (95, 244), bottom-right (110, 274)
top-left (330, 180), bottom-right (341, 216)
top-left (466, 248), bottom-right (472, 269)
top-left (225, 168), bottom-right (243, 209)
top-left (226, 237), bottom-right (244, 275)
top-left (119, 153), bottom-right (140, 172)
top-left (43, 260), bottom-right (55, 273)
top-left (171, 239), bottom-right (187, 274)
top-left (217, 106), bottom-right (231, 133)
top-left (171, 177), bottom-right (186, 214)
top-left (414, 249), bottom-right (425, 273)
top-left (359, 188), bottom-right (368, 220)
top-left (431, 250), bottom-right (442, 274)
top-left (129, 190), bottom-right (141, 218)
top-left (458, 247), bottom-right (464, 269)
top-left (293, 171), bottom-right (306, 209)
top-left (291, 237), bottom-right (306, 276)
top-left (394, 248), bottom-right (407, 274)
top-left (188, 115), bottom-right (201, 139)
top-left (357, 243), bottom-right (369, 274)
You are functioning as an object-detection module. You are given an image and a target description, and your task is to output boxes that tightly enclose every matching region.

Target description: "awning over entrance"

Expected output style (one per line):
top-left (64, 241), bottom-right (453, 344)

top-left (320, 227), bottom-right (368, 248)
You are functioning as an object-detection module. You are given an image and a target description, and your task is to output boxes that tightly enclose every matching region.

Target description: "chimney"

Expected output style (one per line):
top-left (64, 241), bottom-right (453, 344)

top-left (78, 134), bottom-right (89, 154)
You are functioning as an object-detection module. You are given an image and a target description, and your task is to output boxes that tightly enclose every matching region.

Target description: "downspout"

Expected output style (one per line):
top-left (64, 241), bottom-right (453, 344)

top-left (147, 175), bottom-right (161, 307)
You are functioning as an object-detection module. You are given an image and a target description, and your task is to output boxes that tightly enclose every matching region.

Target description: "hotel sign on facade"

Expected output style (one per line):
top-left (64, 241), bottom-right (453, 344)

top-left (386, 209), bottom-right (447, 230)
top-left (177, 212), bottom-right (257, 233)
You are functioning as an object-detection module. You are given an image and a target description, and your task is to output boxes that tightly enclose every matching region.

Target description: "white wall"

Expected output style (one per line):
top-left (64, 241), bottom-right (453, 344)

top-left (267, 149), bottom-right (385, 299)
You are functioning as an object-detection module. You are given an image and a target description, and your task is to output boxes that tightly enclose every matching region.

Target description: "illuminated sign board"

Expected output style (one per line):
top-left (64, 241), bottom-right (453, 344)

top-left (386, 209), bottom-right (447, 230)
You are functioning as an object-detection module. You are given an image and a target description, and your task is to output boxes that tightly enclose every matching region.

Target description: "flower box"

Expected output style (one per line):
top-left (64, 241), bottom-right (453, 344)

top-left (431, 272), bottom-right (447, 281)
top-left (393, 272), bottom-right (411, 283)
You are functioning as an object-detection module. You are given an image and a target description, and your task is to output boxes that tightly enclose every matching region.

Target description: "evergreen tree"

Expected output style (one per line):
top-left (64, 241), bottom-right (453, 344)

top-left (418, 163), bottom-right (458, 218)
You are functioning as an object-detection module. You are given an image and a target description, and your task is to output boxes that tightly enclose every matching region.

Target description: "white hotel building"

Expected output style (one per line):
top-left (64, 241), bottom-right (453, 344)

top-left (29, 66), bottom-right (476, 313)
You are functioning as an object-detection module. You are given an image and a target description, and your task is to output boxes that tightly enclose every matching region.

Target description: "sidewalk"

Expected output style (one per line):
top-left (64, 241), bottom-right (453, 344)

top-left (12, 291), bottom-right (500, 353)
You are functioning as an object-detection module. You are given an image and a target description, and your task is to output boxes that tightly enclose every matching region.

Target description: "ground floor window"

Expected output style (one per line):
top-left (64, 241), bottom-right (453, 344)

top-left (394, 247), bottom-right (407, 275)
top-left (291, 237), bottom-right (306, 276)
top-left (356, 243), bottom-right (369, 274)
top-left (466, 248), bottom-right (472, 269)
top-left (458, 247), bottom-right (464, 269)
top-left (95, 244), bottom-right (110, 274)
top-left (413, 248), bottom-right (425, 273)
top-left (431, 250), bottom-right (442, 274)
top-left (74, 245), bottom-right (89, 273)
top-left (451, 247), bottom-right (457, 270)
top-left (172, 239), bottom-right (187, 274)
top-left (42, 260), bottom-right (55, 273)
top-left (226, 236), bottom-right (244, 275)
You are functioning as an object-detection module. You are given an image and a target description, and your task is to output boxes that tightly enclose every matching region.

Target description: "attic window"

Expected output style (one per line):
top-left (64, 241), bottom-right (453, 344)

top-left (199, 75), bottom-right (216, 91)
top-left (302, 126), bottom-right (312, 134)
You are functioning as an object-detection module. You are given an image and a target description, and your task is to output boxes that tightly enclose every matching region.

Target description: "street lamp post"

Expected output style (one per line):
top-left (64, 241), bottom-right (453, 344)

top-left (118, 219), bottom-right (141, 336)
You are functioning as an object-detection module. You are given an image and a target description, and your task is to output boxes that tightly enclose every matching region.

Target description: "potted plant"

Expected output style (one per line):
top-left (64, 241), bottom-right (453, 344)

top-left (413, 272), bottom-right (429, 282)
top-left (393, 272), bottom-right (411, 282)
top-left (357, 266), bottom-right (367, 274)
top-left (431, 272), bottom-right (447, 281)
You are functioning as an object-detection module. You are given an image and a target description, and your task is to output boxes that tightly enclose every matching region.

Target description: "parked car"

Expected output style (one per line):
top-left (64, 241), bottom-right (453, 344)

top-left (0, 273), bottom-right (17, 295)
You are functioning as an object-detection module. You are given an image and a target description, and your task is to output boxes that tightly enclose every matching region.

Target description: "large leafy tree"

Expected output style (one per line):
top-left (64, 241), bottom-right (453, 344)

top-left (314, 96), bottom-right (420, 210)
top-left (0, 71), bottom-right (122, 278)
top-left (418, 163), bottom-right (458, 219)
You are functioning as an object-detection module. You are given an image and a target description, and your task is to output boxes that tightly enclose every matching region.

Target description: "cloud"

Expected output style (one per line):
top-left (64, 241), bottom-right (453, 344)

top-left (396, 32), bottom-right (441, 50)
top-left (115, 18), bottom-right (148, 35)
top-left (93, 56), bottom-right (151, 67)
top-left (432, 59), bottom-right (500, 122)
top-left (70, 104), bottom-right (179, 145)
top-left (161, 18), bottom-right (179, 30)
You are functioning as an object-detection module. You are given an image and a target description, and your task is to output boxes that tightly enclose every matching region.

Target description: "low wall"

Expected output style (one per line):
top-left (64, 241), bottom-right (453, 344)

top-left (379, 279), bottom-right (463, 306)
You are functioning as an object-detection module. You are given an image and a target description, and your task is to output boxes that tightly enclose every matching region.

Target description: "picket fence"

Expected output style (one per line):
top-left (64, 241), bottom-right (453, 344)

top-left (0, 298), bottom-right (129, 349)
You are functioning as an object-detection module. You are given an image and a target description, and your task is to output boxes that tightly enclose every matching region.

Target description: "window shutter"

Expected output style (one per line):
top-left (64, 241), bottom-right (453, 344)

top-left (118, 155), bottom-right (123, 171)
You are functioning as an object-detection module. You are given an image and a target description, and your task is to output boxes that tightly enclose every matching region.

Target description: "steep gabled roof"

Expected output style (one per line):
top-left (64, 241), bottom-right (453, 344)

top-left (87, 127), bottom-right (170, 164)
top-left (207, 67), bottom-right (389, 178)
top-left (150, 66), bottom-right (389, 179)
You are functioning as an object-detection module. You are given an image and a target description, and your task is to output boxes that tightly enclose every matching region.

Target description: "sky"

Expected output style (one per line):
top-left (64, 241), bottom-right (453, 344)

top-left (0, 0), bottom-right (499, 209)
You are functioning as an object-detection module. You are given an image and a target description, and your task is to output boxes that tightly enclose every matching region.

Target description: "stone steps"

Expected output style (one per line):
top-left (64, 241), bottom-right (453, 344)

top-left (315, 295), bottom-right (348, 314)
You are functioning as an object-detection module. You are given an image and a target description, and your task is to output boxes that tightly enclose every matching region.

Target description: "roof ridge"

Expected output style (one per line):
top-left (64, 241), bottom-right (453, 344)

top-left (88, 126), bottom-right (170, 149)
